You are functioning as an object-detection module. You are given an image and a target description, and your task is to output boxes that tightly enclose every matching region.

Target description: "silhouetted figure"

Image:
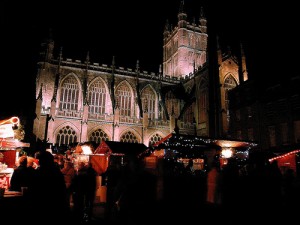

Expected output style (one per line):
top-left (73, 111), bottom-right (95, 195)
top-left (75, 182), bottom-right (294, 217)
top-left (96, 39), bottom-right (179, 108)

top-left (185, 159), bottom-right (195, 175)
top-left (221, 158), bottom-right (240, 223)
top-left (9, 156), bottom-right (36, 221)
top-left (114, 156), bottom-right (157, 225)
top-left (29, 151), bottom-right (69, 224)
top-left (72, 162), bottom-right (97, 223)
top-left (102, 160), bottom-right (123, 223)
top-left (206, 161), bottom-right (221, 205)
top-left (61, 160), bottom-right (76, 207)
top-left (9, 156), bottom-right (32, 192)
top-left (243, 157), bottom-right (272, 225)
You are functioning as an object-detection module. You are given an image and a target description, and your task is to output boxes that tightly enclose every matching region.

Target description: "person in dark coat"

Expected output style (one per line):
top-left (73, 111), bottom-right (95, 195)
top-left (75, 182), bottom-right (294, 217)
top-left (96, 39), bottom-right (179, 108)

top-left (9, 156), bottom-right (32, 191)
top-left (71, 161), bottom-right (97, 223)
top-left (29, 151), bottom-right (69, 224)
top-left (102, 160), bottom-right (123, 223)
top-left (114, 156), bottom-right (157, 225)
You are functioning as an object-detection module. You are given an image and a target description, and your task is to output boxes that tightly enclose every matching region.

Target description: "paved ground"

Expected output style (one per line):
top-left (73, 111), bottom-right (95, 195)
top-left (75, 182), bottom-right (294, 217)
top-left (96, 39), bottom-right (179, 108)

top-left (91, 203), bottom-right (106, 222)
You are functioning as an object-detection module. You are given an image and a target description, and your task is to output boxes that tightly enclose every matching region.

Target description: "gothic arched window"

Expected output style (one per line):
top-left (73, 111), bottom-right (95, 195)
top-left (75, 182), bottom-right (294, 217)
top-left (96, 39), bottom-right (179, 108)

top-left (198, 80), bottom-right (208, 124)
top-left (115, 83), bottom-right (132, 116)
top-left (141, 86), bottom-right (156, 120)
top-left (224, 75), bottom-right (238, 89)
top-left (224, 75), bottom-right (238, 110)
top-left (165, 91), bottom-right (178, 118)
top-left (148, 133), bottom-right (162, 147)
top-left (59, 76), bottom-right (79, 111)
top-left (89, 129), bottom-right (109, 144)
top-left (56, 125), bottom-right (77, 146)
top-left (88, 80), bottom-right (106, 114)
top-left (183, 103), bottom-right (194, 124)
top-left (120, 131), bottom-right (138, 143)
top-left (224, 75), bottom-right (238, 121)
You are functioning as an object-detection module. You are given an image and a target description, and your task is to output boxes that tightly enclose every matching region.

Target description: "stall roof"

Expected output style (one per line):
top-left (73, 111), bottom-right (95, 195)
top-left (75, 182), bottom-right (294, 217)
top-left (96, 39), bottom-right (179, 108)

top-left (151, 133), bottom-right (258, 160)
top-left (94, 141), bottom-right (148, 156)
top-left (152, 133), bottom-right (257, 150)
top-left (212, 139), bottom-right (258, 148)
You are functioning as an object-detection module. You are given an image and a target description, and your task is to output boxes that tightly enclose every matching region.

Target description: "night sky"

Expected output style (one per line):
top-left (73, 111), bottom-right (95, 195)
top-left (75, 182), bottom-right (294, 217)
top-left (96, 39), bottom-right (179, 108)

top-left (1, 0), bottom-right (299, 120)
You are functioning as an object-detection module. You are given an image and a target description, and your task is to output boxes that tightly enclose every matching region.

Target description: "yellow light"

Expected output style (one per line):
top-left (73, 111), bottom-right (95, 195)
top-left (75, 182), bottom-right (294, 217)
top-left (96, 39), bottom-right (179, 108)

top-left (81, 145), bottom-right (92, 155)
top-left (221, 148), bottom-right (233, 158)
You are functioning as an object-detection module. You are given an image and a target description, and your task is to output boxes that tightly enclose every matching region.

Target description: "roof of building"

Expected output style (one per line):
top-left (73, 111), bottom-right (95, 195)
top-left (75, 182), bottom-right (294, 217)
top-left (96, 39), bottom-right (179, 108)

top-left (94, 141), bottom-right (148, 157)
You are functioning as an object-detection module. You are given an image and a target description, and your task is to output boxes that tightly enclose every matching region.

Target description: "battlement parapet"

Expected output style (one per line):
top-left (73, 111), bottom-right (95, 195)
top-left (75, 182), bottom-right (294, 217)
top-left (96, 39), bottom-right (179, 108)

top-left (45, 58), bottom-right (184, 84)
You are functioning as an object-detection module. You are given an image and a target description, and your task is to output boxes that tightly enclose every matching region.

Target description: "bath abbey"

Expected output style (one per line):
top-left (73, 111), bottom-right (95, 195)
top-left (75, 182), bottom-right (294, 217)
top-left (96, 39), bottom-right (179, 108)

top-left (33, 1), bottom-right (248, 148)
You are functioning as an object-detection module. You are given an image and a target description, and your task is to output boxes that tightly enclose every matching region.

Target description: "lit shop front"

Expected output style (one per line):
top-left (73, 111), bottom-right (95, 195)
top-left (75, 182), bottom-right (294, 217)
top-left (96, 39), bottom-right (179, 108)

top-left (93, 140), bottom-right (149, 171)
top-left (150, 132), bottom-right (258, 172)
top-left (0, 117), bottom-right (30, 190)
top-left (70, 141), bottom-right (149, 203)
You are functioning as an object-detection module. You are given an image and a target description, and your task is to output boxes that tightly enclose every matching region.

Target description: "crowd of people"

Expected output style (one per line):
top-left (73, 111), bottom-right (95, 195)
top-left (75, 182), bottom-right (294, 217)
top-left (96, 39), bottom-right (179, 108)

top-left (8, 150), bottom-right (158, 225)
top-left (102, 156), bottom-right (157, 224)
top-left (204, 157), bottom-right (300, 224)
top-left (8, 150), bottom-right (97, 224)
top-left (6, 149), bottom-right (300, 225)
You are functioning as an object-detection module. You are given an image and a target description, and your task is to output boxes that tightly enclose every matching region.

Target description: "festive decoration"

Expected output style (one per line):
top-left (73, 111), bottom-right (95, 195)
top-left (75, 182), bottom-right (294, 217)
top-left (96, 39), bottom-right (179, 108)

top-left (269, 150), bottom-right (300, 162)
top-left (268, 149), bottom-right (300, 175)
top-left (151, 133), bottom-right (258, 171)
top-left (153, 133), bottom-right (256, 159)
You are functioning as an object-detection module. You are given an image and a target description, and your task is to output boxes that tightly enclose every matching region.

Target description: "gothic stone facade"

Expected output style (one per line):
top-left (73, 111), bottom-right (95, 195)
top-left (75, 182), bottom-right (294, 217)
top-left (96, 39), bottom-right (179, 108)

top-left (33, 3), bottom-right (247, 148)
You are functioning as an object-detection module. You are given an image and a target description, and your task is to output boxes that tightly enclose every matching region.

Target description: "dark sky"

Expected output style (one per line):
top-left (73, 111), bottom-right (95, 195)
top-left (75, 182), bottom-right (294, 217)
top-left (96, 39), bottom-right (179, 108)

top-left (1, 0), bottom-right (299, 120)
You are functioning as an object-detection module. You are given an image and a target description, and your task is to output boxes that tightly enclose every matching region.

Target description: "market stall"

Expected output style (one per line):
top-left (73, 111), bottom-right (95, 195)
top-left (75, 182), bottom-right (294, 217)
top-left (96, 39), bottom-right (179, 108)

top-left (0, 117), bottom-right (30, 190)
top-left (94, 140), bottom-right (148, 172)
top-left (151, 132), bottom-right (258, 172)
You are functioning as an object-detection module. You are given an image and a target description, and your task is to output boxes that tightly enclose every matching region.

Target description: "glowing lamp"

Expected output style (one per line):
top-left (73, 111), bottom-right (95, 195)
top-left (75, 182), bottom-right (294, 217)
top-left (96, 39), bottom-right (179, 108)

top-left (221, 148), bottom-right (233, 158)
top-left (81, 145), bottom-right (93, 155)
